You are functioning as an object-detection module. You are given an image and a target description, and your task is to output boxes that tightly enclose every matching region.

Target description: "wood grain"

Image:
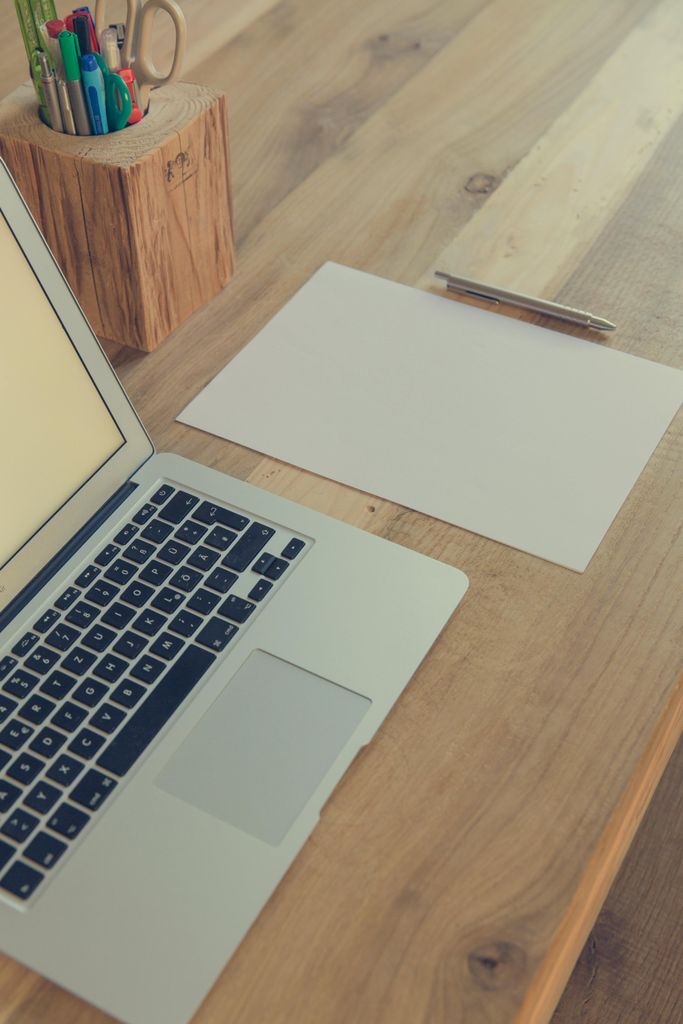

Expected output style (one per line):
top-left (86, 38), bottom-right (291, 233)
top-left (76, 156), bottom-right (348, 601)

top-left (0, 1), bottom-right (681, 1023)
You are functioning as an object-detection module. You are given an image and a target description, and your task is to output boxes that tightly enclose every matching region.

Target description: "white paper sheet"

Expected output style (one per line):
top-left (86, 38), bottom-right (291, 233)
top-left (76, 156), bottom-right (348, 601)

top-left (178, 263), bottom-right (682, 571)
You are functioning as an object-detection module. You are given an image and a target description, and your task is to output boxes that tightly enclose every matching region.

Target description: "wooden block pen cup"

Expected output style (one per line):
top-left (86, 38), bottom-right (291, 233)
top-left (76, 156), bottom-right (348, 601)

top-left (0, 80), bottom-right (235, 352)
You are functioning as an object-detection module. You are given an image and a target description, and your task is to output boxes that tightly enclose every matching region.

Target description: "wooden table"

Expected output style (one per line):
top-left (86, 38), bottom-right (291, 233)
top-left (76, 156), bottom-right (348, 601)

top-left (1, 2), bottom-right (681, 1022)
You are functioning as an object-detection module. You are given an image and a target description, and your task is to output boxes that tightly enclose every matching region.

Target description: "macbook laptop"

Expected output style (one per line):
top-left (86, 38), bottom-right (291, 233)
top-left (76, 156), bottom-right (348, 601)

top-left (0, 158), bottom-right (468, 1024)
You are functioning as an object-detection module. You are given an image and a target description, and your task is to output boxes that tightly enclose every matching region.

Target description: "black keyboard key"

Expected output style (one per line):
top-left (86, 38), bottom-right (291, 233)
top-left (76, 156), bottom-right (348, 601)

top-left (82, 625), bottom-right (117, 653)
top-left (218, 595), bottom-right (256, 624)
top-left (157, 542), bottom-right (190, 567)
top-left (4, 669), bottom-right (39, 699)
top-left (51, 701), bottom-right (88, 732)
top-left (130, 655), bottom-right (166, 684)
top-left (12, 632), bottom-right (39, 658)
top-left (248, 579), bottom-right (273, 602)
top-left (65, 600), bottom-right (99, 628)
top-left (195, 618), bottom-right (239, 652)
top-left (24, 781), bottom-right (61, 814)
top-left (68, 728), bottom-right (106, 760)
top-left (133, 609), bottom-right (167, 637)
top-left (186, 588), bottom-right (220, 615)
top-left (70, 769), bottom-right (117, 811)
top-left (47, 802), bottom-right (90, 839)
top-left (120, 581), bottom-right (155, 608)
top-left (124, 540), bottom-right (156, 564)
top-left (7, 752), bottom-right (44, 785)
top-left (139, 559), bottom-right (173, 585)
top-left (97, 645), bottom-right (216, 777)
top-left (253, 553), bottom-right (275, 574)
top-left (0, 840), bottom-right (14, 871)
top-left (0, 696), bottom-right (19, 723)
top-left (44, 623), bottom-right (79, 652)
top-left (94, 545), bottom-right (120, 567)
top-left (29, 727), bottom-right (66, 760)
top-left (113, 631), bottom-right (147, 659)
top-left (168, 610), bottom-right (202, 637)
top-left (62, 647), bottom-right (97, 676)
top-left (150, 633), bottom-right (185, 660)
top-left (169, 567), bottom-right (202, 593)
top-left (0, 861), bottom-right (44, 900)
top-left (281, 537), bottom-right (306, 559)
top-left (175, 521), bottom-right (207, 545)
top-left (74, 564), bottom-right (101, 587)
top-left (86, 581), bottom-right (120, 607)
top-left (114, 522), bottom-right (138, 545)
top-left (72, 681), bottom-right (108, 709)
top-left (205, 568), bottom-right (238, 594)
top-left (55, 586), bottom-right (80, 610)
top-left (263, 557), bottom-right (289, 580)
top-left (104, 559), bottom-right (138, 587)
top-left (157, 490), bottom-right (199, 524)
top-left (187, 546), bottom-right (220, 571)
top-left (193, 502), bottom-right (249, 531)
top-left (0, 720), bottom-right (34, 751)
top-left (150, 588), bottom-right (184, 614)
top-left (222, 523), bottom-right (275, 572)
top-left (33, 610), bottom-right (59, 633)
top-left (0, 657), bottom-right (17, 682)
top-left (0, 781), bottom-right (21, 813)
top-left (101, 602), bottom-right (136, 630)
top-left (2, 808), bottom-right (39, 842)
top-left (150, 484), bottom-right (175, 505)
top-left (90, 703), bottom-right (126, 734)
top-left (47, 754), bottom-right (85, 786)
top-left (24, 647), bottom-right (60, 676)
top-left (204, 526), bottom-right (237, 551)
top-left (141, 519), bottom-right (173, 543)
top-left (133, 502), bottom-right (156, 525)
top-left (110, 681), bottom-right (146, 709)
top-left (24, 831), bottom-right (67, 869)
top-left (40, 670), bottom-right (76, 700)
top-left (19, 695), bottom-right (55, 725)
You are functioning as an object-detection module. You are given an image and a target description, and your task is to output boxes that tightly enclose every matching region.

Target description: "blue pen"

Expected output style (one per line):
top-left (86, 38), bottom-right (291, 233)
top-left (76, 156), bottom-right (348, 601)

top-left (80, 52), bottom-right (108, 134)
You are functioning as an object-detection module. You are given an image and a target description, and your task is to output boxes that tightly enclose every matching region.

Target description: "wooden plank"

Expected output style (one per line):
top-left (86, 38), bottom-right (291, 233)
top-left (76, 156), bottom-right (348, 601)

top-left (552, 738), bottom-right (683, 1024)
top-left (426, 0), bottom-right (683, 297)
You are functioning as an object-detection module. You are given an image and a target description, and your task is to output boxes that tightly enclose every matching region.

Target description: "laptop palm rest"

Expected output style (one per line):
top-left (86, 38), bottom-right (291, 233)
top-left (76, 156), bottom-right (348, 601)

top-left (156, 650), bottom-right (371, 845)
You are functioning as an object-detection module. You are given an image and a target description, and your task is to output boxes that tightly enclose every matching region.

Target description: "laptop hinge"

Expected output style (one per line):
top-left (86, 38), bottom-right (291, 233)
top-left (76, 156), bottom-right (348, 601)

top-left (0, 480), bottom-right (138, 634)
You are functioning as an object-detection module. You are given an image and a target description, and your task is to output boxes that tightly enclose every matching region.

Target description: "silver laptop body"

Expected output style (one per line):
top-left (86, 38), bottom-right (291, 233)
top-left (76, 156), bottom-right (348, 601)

top-left (0, 160), bottom-right (468, 1024)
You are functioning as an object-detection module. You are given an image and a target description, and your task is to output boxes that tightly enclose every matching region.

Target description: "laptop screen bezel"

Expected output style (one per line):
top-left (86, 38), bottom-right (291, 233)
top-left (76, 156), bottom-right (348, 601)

top-left (0, 160), bottom-right (154, 616)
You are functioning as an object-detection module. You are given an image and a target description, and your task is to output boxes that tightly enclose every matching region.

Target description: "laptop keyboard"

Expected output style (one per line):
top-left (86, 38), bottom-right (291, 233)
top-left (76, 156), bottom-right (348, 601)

top-left (0, 484), bottom-right (308, 904)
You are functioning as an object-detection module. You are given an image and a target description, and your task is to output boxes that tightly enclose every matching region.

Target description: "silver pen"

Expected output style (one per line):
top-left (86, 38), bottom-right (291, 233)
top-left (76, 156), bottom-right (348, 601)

top-left (38, 52), bottom-right (63, 133)
top-left (57, 78), bottom-right (77, 135)
top-left (435, 270), bottom-right (616, 331)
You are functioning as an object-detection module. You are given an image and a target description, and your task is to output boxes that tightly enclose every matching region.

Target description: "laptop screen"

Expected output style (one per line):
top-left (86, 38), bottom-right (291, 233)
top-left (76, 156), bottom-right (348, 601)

top-left (0, 212), bottom-right (124, 570)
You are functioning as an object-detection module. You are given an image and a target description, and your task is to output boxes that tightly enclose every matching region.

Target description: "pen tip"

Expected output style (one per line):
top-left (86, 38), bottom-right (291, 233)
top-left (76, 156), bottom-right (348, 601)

top-left (590, 317), bottom-right (616, 331)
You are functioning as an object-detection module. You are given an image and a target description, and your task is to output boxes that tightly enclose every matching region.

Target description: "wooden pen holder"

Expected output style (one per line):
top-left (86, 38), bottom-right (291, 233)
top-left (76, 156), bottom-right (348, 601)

top-left (0, 80), bottom-right (235, 352)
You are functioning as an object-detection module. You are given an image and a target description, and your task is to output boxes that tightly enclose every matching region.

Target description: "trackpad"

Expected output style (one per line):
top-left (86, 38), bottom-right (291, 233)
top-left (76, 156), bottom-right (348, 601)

top-left (156, 651), bottom-right (371, 845)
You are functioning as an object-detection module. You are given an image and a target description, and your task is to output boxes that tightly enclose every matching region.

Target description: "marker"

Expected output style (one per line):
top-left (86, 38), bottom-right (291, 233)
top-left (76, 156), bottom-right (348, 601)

top-left (72, 13), bottom-right (93, 56)
top-left (100, 26), bottom-right (121, 71)
top-left (59, 30), bottom-right (91, 135)
top-left (69, 6), bottom-right (99, 51)
top-left (45, 18), bottom-right (65, 76)
top-left (38, 50), bottom-right (63, 132)
top-left (80, 52), bottom-right (108, 133)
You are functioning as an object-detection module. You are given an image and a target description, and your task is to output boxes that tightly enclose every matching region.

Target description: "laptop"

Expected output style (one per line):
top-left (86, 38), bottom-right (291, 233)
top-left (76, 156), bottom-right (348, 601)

top-left (0, 158), bottom-right (468, 1024)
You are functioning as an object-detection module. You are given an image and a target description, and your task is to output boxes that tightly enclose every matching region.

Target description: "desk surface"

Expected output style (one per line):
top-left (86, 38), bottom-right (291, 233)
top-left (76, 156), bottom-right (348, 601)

top-left (1, 2), bottom-right (681, 1023)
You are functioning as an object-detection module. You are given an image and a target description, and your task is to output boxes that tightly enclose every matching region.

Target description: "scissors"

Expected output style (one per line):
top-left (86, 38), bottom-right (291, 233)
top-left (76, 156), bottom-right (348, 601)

top-left (94, 0), bottom-right (186, 111)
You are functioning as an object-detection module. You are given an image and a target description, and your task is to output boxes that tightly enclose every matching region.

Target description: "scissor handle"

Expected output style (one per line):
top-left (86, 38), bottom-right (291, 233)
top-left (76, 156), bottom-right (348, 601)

top-left (134, 0), bottom-right (187, 111)
top-left (107, 71), bottom-right (134, 130)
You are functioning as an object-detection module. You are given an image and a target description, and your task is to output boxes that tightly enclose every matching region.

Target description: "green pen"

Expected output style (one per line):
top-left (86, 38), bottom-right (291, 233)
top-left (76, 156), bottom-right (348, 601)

top-left (59, 30), bottom-right (92, 135)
